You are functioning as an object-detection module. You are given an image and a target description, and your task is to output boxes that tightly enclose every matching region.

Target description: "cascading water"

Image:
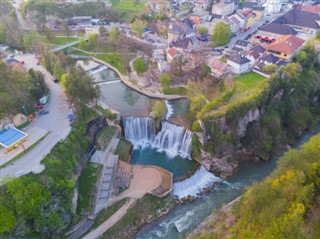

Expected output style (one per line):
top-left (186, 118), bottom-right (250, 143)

top-left (123, 116), bottom-right (156, 148)
top-left (173, 166), bottom-right (222, 200)
top-left (88, 65), bottom-right (107, 75)
top-left (123, 116), bottom-right (193, 159)
top-left (165, 100), bottom-right (174, 120)
top-left (153, 121), bottom-right (193, 159)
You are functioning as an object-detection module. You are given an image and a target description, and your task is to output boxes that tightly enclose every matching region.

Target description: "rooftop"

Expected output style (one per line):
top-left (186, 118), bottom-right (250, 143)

top-left (260, 53), bottom-right (279, 64)
top-left (267, 35), bottom-right (305, 55)
top-left (260, 22), bottom-right (297, 35)
top-left (0, 128), bottom-right (28, 149)
top-left (167, 47), bottom-right (179, 58)
top-left (302, 4), bottom-right (320, 13)
top-left (227, 54), bottom-right (250, 65)
top-left (272, 9), bottom-right (320, 30)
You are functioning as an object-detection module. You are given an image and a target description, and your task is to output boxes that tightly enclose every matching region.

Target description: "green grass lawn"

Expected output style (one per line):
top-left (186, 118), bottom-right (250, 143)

top-left (76, 163), bottom-right (102, 214)
top-left (229, 72), bottom-right (266, 103)
top-left (50, 37), bottom-right (82, 45)
top-left (163, 86), bottom-right (189, 96)
top-left (109, 0), bottom-right (146, 11)
top-left (71, 50), bottom-right (128, 74)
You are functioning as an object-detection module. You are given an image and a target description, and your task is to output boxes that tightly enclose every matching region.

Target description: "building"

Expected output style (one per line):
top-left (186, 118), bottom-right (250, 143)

top-left (212, 2), bottom-right (236, 16)
top-left (167, 47), bottom-right (180, 62)
top-left (149, 0), bottom-right (170, 12)
top-left (267, 35), bottom-right (305, 60)
top-left (272, 9), bottom-right (320, 35)
top-left (85, 26), bottom-right (101, 35)
top-left (235, 40), bottom-right (249, 50)
top-left (0, 127), bottom-right (28, 151)
top-left (209, 59), bottom-right (229, 77)
top-left (264, 0), bottom-right (282, 13)
top-left (257, 23), bottom-right (297, 40)
top-left (168, 22), bottom-right (195, 43)
top-left (70, 16), bottom-right (92, 27)
top-left (303, 4), bottom-right (320, 13)
top-left (227, 53), bottom-right (251, 74)
top-left (228, 12), bottom-right (247, 32)
top-left (194, 0), bottom-right (210, 12)
top-left (173, 38), bottom-right (194, 52)
top-left (158, 59), bottom-right (170, 72)
top-left (252, 7), bottom-right (265, 21)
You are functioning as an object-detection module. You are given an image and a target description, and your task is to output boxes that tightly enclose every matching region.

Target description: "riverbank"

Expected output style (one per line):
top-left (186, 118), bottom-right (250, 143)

top-left (70, 55), bottom-right (186, 100)
top-left (135, 121), bottom-right (320, 238)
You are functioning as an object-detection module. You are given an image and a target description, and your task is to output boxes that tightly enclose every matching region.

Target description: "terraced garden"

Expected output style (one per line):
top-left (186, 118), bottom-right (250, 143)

top-left (115, 139), bottom-right (132, 163)
top-left (97, 126), bottom-right (117, 150)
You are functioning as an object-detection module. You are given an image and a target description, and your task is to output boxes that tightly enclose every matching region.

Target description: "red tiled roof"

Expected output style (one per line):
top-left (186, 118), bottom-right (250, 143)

top-left (211, 59), bottom-right (228, 72)
top-left (267, 35), bottom-right (304, 55)
top-left (168, 47), bottom-right (178, 57)
top-left (303, 5), bottom-right (320, 13)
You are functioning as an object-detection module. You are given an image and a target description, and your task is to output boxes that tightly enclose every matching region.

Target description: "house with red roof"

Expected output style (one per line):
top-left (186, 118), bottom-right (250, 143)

top-left (267, 35), bottom-right (305, 60)
top-left (209, 59), bottom-right (229, 78)
top-left (167, 47), bottom-right (180, 62)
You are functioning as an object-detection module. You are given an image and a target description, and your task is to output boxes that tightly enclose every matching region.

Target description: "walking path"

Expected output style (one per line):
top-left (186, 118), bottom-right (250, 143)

top-left (82, 198), bottom-right (137, 239)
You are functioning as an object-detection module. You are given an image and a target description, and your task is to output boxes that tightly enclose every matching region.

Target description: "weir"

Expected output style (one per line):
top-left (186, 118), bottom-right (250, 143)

top-left (123, 116), bottom-right (192, 159)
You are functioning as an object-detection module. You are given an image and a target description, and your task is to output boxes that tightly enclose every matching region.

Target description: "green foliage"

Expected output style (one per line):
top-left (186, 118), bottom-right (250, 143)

top-left (64, 65), bottom-right (101, 107)
top-left (198, 26), bottom-right (208, 35)
top-left (160, 74), bottom-right (172, 89)
top-left (210, 135), bottom-right (320, 239)
top-left (23, 31), bottom-right (41, 51)
top-left (77, 163), bottom-right (102, 214)
top-left (211, 22), bottom-right (232, 47)
top-left (190, 94), bottom-right (207, 119)
top-left (192, 134), bottom-right (202, 157)
top-left (133, 57), bottom-right (147, 74)
top-left (192, 121), bottom-right (203, 132)
top-left (114, 139), bottom-right (132, 163)
top-left (263, 63), bottom-right (278, 73)
top-left (0, 63), bottom-right (48, 118)
top-left (151, 101), bottom-right (166, 119)
top-left (0, 205), bottom-right (16, 234)
top-left (131, 20), bottom-right (147, 37)
top-left (108, 26), bottom-right (120, 41)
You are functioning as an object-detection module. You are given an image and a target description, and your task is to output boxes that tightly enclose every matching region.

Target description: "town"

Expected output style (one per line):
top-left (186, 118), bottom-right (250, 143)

top-left (0, 0), bottom-right (320, 238)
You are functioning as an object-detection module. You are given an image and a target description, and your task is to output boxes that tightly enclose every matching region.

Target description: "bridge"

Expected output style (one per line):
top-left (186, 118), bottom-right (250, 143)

top-left (51, 40), bottom-right (81, 53)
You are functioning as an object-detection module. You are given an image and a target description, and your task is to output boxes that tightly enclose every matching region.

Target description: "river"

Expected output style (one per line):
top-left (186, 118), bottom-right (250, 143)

top-left (135, 123), bottom-right (320, 239)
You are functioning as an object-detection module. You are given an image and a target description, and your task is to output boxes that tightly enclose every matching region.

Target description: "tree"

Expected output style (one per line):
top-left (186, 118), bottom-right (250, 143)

top-left (160, 74), bottom-right (171, 89)
top-left (263, 64), bottom-right (278, 73)
top-left (211, 22), bottom-right (232, 47)
top-left (108, 26), bottom-right (120, 41)
top-left (23, 31), bottom-right (41, 51)
top-left (131, 20), bottom-right (147, 37)
top-left (42, 25), bottom-right (53, 42)
top-left (190, 95), bottom-right (207, 118)
top-left (0, 205), bottom-right (16, 234)
top-left (62, 22), bottom-right (71, 38)
top-left (283, 63), bottom-right (302, 80)
top-left (133, 57), bottom-right (147, 74)
top-left (64, 66), bottom-right (101, 107)
top-left (198, 26), bottom-right (208, 35)
top-left (99, 25), bottom-right (107, 36)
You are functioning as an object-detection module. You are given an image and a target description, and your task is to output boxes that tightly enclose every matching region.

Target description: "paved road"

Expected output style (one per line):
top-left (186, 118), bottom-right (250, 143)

top-left (0, 54), bottom-right (72, 180)
top-left (13, 0), bottom-right (37, 31)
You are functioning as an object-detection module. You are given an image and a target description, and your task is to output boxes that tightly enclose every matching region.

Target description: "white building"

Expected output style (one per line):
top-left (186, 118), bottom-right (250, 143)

top-left (212, 2), bottom-right (236, 16)
top-left (227, 54), bottom-right (251, 74)
top-left (264, 0), bottom-right (282, 13)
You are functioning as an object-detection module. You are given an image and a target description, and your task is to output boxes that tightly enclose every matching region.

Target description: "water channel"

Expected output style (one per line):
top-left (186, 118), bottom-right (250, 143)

top-left (135, 123), bottom-right (320, 238)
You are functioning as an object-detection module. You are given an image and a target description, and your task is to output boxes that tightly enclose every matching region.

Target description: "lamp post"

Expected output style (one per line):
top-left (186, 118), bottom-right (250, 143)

top-left (22, 105), bottom-right (28, 116)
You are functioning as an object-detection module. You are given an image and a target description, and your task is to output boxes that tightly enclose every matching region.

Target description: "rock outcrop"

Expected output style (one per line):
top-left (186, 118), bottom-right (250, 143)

top-left (237, 108), bottom-right (260, 137)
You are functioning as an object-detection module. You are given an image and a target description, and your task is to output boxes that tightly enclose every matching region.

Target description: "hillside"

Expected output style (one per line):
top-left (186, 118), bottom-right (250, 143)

top-left (190, 133), bottom-right (320, 239)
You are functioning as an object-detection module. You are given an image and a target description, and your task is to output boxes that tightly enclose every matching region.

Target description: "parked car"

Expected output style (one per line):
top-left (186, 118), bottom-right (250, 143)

top-left (54, 79), bottom-right (59, 83)
top-left (20, 60), bottom-right (24, 64)
top-left (37, 60), bottom-right (40, 65)
top-left (39, 110), bottom-right (49, 115)
top-left (9, 54), bottom-right (15, 58)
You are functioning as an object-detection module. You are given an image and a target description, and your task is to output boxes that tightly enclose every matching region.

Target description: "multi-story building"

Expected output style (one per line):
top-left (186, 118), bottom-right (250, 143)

top-left (211, 2), bottom-right (236, 16)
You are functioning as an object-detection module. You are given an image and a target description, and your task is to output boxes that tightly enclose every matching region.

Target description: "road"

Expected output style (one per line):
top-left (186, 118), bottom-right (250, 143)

top-left (0, 54), bottom-right (72, 180)
top-left (13, 0), bottom-right (37, 31)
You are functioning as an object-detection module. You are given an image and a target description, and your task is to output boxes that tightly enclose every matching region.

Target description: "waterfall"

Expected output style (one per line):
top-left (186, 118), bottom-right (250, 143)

top-left (165, 100), bottom-right (174, 120)
top-left (88, 65), bottom-right (107, 75)
top-left (173, 166), bottom-right (222, 200)
top-left (153, 121), bottom-right (192, 159)
top-left (123, 116), bottom-right (156, 148)
top-left (123, 117), bottom-right (193, 159)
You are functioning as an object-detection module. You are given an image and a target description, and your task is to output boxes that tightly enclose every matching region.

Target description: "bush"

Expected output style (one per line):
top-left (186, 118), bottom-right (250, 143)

top-left (192, 121), bottom-right (203, 132)
top-left (133, 57), bottom-right (147, 74)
